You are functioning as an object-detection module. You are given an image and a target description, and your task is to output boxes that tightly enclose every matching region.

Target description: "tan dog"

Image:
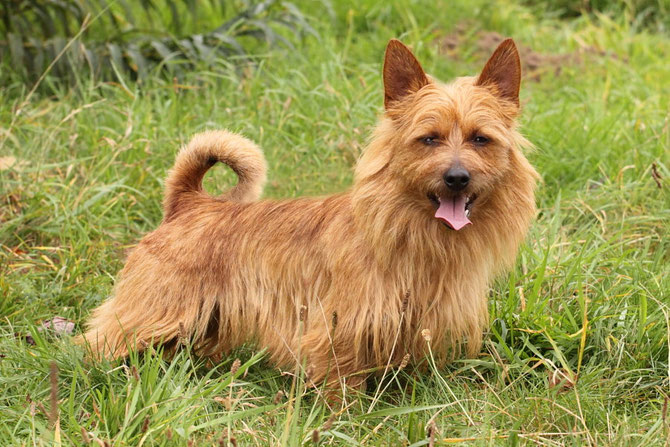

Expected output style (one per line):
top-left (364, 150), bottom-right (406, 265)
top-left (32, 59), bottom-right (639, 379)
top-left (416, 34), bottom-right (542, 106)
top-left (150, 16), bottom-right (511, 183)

top-left (80, 39), bottom-right (538, 390)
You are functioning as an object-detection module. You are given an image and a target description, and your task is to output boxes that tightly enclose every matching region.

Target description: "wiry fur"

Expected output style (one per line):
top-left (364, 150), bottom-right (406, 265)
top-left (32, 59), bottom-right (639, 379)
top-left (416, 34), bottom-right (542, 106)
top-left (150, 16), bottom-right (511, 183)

top-left (80, 39), bottom-right (538, 388)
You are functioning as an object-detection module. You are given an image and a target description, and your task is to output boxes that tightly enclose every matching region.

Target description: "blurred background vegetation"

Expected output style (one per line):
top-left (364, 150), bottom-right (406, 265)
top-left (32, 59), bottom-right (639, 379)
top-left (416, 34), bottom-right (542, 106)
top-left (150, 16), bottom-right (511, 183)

top-left (1, 0), bottom-right (667, 87)
top-left (524, 0), bottom-right (668, 28)
top-left (0, 0), bottom-right (316, 84)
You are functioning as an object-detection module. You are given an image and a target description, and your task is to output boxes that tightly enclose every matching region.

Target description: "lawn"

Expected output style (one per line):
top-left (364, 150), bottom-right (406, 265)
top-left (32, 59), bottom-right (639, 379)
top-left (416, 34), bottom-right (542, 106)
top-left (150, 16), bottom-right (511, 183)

top-left (0, 0), bottom-right (668, 445)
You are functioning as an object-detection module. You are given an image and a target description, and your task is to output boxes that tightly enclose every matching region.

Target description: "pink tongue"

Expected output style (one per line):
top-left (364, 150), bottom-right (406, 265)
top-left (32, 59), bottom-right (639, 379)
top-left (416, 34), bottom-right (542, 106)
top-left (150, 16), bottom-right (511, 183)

top-left (435, 196), bottom-right (471, 230)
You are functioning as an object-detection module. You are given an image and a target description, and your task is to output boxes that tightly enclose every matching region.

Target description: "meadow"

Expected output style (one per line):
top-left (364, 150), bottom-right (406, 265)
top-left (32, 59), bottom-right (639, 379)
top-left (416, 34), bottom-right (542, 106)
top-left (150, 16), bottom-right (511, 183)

top-left (0, 0), bottom-right (668, 445)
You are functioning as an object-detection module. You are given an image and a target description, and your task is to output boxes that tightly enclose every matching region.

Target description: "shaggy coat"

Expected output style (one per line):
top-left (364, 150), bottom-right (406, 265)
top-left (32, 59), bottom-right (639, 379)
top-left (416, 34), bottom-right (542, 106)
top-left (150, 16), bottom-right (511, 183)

top-left (80, 39), bottom-right (538, 387)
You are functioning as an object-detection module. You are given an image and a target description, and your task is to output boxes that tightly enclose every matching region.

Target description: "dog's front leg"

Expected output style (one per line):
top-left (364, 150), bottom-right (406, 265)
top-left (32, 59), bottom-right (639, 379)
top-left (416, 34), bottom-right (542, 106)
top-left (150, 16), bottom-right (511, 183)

top-left (299, 303), bottom-right (371, 400)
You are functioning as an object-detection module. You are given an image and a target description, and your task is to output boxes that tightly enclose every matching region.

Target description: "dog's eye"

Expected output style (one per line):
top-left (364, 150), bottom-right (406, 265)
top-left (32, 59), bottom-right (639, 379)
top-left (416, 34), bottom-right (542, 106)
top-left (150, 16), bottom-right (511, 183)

top-left (420, 135), bottom-right (439, 146)
top-left (472, 135), bottom-right (490, 146)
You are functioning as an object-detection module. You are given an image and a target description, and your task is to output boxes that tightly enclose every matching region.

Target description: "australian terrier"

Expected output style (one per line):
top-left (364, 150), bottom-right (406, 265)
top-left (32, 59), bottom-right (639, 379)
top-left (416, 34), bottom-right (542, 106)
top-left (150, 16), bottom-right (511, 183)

top-left (80, 38), bottom-right (538, 391)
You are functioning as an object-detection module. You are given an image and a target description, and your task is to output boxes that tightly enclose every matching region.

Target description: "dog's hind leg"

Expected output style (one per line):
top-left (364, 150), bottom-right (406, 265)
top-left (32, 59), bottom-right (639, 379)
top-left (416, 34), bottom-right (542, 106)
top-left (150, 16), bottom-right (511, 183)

top-left (300, 306), bottom-right (372, 395)
top-left (77, 268), bottom-right (218, 360)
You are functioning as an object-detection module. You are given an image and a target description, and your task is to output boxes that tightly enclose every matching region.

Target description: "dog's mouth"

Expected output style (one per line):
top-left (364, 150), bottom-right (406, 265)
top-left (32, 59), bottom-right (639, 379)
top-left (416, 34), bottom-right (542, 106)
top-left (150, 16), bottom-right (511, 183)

top-left (428, 193), bottom-right (477, 231)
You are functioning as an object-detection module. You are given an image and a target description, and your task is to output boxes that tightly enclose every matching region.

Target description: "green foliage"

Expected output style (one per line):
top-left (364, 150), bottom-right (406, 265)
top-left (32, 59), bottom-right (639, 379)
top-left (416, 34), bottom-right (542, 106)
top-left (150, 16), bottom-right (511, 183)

top-left (522, 0), bottom-right (670, 32)
top-left (0, 0), bottom-right (316, 84)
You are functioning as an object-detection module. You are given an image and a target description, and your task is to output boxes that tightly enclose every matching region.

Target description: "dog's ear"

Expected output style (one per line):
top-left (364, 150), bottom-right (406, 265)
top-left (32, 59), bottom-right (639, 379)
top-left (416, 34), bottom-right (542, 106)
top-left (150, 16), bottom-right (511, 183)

top-left (383, 39), bottom-right (429, 109)
top-left (476, 38), bottom-right (521, 106)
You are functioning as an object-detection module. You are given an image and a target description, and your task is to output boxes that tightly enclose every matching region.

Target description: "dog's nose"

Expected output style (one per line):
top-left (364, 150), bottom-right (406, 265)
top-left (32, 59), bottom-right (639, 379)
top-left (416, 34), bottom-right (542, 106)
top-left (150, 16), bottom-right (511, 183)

top-left (444, 167), bottom-right (470, 191)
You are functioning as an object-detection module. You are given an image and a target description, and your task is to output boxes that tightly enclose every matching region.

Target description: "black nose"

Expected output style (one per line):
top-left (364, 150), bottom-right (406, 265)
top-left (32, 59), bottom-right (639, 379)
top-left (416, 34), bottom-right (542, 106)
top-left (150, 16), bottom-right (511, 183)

top-left (444, 167), bottom-right (470, 191)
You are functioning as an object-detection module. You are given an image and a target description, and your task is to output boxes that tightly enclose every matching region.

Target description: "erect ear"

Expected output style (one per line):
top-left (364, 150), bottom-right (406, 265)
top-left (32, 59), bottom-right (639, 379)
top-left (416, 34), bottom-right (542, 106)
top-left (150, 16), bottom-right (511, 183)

top-left (476, 38), bottom-right (521, 106)
top-left (383, 39), bottom-right (429, 109)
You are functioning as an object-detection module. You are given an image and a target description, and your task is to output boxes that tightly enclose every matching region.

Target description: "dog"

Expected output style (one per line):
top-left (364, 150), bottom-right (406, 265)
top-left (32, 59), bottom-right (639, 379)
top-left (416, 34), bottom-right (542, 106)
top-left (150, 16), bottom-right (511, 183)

top-left (80, 38), bottom-right (538, 391)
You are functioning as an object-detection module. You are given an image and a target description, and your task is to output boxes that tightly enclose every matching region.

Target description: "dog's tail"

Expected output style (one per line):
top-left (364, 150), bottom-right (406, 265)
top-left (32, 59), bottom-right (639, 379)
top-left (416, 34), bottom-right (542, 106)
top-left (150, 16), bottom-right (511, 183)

top-left (163, 130), bottom-right (267, 220)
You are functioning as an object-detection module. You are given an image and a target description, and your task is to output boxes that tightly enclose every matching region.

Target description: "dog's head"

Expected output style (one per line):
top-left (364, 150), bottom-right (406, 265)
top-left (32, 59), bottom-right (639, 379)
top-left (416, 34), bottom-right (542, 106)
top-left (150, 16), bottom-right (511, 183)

top-left (355, 39), bottom-right (533, 231)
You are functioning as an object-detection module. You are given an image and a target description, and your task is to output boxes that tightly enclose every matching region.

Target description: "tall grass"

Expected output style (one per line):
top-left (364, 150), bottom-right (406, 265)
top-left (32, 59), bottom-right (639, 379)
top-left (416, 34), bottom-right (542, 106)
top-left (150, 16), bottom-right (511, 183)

top-left (0, 0), bottom-right (668, 445)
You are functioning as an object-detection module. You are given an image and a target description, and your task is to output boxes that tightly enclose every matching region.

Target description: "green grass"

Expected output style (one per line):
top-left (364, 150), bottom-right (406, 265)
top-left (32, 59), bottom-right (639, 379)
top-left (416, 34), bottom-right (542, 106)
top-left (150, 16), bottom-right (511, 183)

top-left (1, 0), bottom-right (668, 445)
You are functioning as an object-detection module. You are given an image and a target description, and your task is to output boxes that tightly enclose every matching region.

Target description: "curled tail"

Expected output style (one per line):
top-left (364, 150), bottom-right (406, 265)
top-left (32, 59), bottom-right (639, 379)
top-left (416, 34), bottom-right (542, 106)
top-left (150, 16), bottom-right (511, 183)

top-left (163, 130), bottom-right (267, 220)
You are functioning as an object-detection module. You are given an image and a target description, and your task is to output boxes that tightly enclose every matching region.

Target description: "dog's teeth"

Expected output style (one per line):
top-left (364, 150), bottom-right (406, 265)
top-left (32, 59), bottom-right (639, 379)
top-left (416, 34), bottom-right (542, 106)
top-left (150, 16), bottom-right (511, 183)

top-left (465, 209), bottom-right (471, 218)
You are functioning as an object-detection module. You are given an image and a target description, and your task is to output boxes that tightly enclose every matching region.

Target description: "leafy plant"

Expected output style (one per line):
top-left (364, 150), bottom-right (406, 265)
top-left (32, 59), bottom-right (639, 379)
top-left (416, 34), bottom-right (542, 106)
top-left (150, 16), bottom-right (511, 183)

top-left (0, 0), bottom-right (316, 83)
